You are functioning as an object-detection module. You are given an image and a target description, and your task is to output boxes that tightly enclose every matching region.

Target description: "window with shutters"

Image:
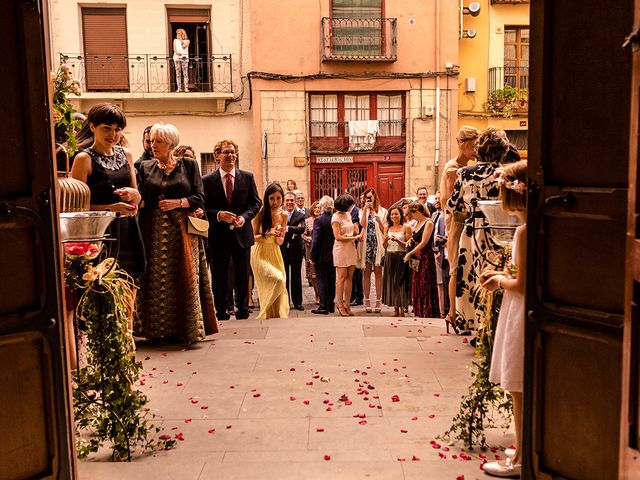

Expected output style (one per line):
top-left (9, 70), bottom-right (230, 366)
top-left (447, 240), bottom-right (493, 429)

top-left (81, 7), bottom-right (129, 91)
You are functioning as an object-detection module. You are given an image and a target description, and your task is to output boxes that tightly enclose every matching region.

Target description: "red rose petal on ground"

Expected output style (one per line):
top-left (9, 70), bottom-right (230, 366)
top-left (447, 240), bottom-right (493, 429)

top-left (345, 401), bottom-right (353, 406)
top-left (226, 425), bottom-right (232, 429)
top-left (191, 399), bottom-right (199, 404)
top-left (161, 352), bottom-right (168, 357)
top-left (411, 455), bottom-right (421, 461)
top-left (326, 406), bottom-right (332, 411)
top-left (323, 399), bottom-right (330, 404)
top-left (495, 455), bottom-right (503, 461)
top-left (479, 453), bottom-right (487, 459)
top-left (208, 428), bottom-right (216, 433)
top-left (144, 356), bottom-right (151, 360)
top-left (391, 395), bottom-right (400, 402)
top-left (175, 432), bottom-right (184, 441)
top-left (290, 368), bottom-right (296, 371)
top-left (303, 400), bottom-right (310, 405)
top-left (411, 416), bottom-right (418, 421)
top-left (306, 381), bottom-right (313, 385)
top-left (434, 393), bottom-right (441, 397)
top-left (452, 454), bottom-right (458, 459)
top-left (253, 393), bottom-right (261, 398)
top-left (462, 338), bottom-right (469, 343)
top-left (442, 447), bottom-right (450, 452)
top-left (456, 476), bottom-right (465, 480)
top-left (187, 361), bottom-right (192, 365)
top-left (290, 396), bottom-right (296, 401)
top-left (358, 420), bottom-right (368, 425)
top-left (400, 429), bottom-right (408, 433)
top-left (177, 383), bottom-right (183, 387)
top-left (316, 427), bottom-right (325, 432)
top-left (169, 369), bottom-right (174, 372)
top-left (184, 418), bottom-right (192, 423)
top-left (323, 455), bottom-right (331, 461)
top-left (397, 457), bottom-right (406, 462)
top-left (229, 385), bottom-right (235, 389)
top-left (201, 405), bottom-right (209, 409)
top-left (163, 380), bottom-right (168, 384)
top-left (428, 414), bottom-right (436, 419)
top-left (439, 452), bottom-right (447, 459)
top-left (159, 434), bottom-right (171, 440)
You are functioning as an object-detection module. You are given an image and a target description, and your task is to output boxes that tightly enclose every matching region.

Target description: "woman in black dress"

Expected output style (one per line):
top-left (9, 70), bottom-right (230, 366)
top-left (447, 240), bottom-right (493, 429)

top-left (136, 123), bottom-right (217, 344)
top-left (70, 103), bottom-right (145, 280)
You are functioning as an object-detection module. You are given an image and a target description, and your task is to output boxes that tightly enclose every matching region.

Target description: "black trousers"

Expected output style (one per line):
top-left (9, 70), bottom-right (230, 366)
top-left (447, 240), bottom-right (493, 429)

top-left (283, 253), bottom-right (303, 306)
top-left (315, 261), bottom-right (336, 312)
top-left (442, 257), bottom-right (451, 314)
top-left (350, 267), bottom-right (363, 302)
top-left (211, 242), bottom-right (250, 316)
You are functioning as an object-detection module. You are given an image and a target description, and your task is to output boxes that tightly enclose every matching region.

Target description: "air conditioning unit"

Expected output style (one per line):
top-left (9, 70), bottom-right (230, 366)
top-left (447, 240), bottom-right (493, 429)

top-left (422, 105), bottom-right (434, 117)
top-left (465, 77), bottom-right (476, 93)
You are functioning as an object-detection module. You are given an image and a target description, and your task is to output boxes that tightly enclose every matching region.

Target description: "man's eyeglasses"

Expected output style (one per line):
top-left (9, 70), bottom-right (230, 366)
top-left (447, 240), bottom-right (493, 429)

top-left (220, 150), bottom-right (236, 155)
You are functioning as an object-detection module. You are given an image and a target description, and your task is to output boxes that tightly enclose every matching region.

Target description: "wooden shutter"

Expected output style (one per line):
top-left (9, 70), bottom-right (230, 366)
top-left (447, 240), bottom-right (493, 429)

top-left (167, 8), bottom-right (210, 23)
top-left (82, 7), bottom-right (128, 91)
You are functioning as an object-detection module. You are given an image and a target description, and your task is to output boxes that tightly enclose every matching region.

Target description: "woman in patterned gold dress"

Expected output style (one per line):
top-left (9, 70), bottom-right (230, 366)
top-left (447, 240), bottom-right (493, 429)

top-left (250, 182), bottom-right (290, 320)
top-left (136, 123), bottom-right (217, 344)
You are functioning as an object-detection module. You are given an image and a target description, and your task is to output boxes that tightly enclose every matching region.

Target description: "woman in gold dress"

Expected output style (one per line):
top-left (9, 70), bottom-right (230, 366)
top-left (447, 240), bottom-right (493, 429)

top-left (250, 182), bottom-right (290, 320)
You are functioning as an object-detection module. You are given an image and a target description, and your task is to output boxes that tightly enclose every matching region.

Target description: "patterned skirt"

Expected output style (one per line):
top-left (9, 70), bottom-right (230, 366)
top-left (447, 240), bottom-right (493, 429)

top-left (136, 209), bottom-right (217, 344)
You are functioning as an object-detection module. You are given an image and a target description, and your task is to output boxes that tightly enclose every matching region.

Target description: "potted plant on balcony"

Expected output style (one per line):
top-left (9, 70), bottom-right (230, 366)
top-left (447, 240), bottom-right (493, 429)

top-left (486, 85), bottom-right (520, 118)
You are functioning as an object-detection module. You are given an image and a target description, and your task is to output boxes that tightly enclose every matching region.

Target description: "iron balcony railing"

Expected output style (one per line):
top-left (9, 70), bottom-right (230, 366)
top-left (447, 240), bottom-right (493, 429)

top-left (59, 53), bottom-right (233, 94)
top-left (321, 17), bottom-right (397, 62)
top-left (488, 66), bottom-right (529, 95)
top-left (309, 119), bottom-right (406, 153)
top-left (490, 0), bottom-right (529, 4)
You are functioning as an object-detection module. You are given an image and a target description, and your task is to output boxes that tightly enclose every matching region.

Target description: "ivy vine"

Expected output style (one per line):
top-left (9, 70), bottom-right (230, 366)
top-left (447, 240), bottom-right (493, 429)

top-left (66, 255), bottom-right (175, 461)
top-left (51, 64), bottom-right (83, 155)
top-left (442, 248), bottom-right (515, 449)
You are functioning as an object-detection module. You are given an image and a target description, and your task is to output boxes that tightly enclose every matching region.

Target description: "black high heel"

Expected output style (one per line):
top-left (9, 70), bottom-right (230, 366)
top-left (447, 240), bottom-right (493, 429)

top-left (444, 314), bottom-right (459, 334)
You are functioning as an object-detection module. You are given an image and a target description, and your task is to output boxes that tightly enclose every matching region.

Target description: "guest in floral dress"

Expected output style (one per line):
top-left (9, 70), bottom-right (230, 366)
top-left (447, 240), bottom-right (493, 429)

top-left (358, 188), bottom-right (387, 313)
top-left (446, 127), bottom-right (509, 334)
top-left (302, 201), bottom-right (321, 304)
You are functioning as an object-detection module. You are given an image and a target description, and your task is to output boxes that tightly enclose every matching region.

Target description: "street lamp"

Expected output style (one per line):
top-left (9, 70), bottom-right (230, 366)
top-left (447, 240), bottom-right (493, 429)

top-left (460, 1), bottom-right (481, 39)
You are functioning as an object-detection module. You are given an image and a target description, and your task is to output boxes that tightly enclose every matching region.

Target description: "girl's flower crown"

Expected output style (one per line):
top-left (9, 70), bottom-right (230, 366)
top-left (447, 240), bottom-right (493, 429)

top-left (493, 168), bottom-right (527, 194)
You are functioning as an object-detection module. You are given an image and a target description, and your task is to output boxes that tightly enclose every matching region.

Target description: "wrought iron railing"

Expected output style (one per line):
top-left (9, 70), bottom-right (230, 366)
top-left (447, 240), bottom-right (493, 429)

top-left (59, 53), bottom-right (233, 94)
top-left (488, 66), bottom-right (529, 95)
top-left (321, 17), bottom-right (397, 62)
top-left (309, 119), bottom-right (406, 153)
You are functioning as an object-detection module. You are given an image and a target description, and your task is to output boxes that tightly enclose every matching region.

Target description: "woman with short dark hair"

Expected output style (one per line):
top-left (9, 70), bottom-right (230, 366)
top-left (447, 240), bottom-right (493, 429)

top-left (359, 187), bottom-right (388, 313)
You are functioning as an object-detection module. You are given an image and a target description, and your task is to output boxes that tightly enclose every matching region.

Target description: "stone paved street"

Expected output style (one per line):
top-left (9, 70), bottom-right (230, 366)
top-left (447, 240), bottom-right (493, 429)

top-left (79, 285), bottom-right (515, 479)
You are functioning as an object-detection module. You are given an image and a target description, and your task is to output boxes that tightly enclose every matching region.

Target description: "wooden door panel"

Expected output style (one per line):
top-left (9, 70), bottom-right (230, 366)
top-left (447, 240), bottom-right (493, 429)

top-left (0, 0), bottom-right (75, 477)
top-left (535, 328), bottom-right (622, 480)
top-left (527, 0), bottom-right (633, 478)
top-left (0, 334), bottom-right (54, 480)
top-left (543, 216), bottom-right (626, 314)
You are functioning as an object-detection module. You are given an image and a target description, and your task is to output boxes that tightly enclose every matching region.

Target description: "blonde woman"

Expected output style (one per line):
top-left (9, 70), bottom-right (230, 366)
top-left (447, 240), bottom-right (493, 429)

top-left (302, 201), bottom-right (322, 304)
top-left (173, 29), bottom-right (190, 92)
top-left (440, 126), bottom-right (480, 330)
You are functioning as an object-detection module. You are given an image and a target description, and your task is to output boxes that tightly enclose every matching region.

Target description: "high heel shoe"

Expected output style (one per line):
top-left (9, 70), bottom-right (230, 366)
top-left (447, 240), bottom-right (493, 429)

top-left (374, 301), bottom-right (382, 313)
top-left (365, 299), bottom-right (372, 313)
top-left (337, 303), bottom-right (349, 317)
top-left (345, 305), bottom-right (355, 316)
top-left (444, 314), bottom-right (459, 334)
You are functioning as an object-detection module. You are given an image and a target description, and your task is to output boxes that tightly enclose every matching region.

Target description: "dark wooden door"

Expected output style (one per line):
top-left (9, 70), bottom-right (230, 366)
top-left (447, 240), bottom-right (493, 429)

top-left (376, 163), bottom-right (404, 208)
top-left (525, 2), bottom-right (632, 479)
top-left (0, 1), bottom-right (75, 478)
top-left (620, 3), bottom-right (640, 478)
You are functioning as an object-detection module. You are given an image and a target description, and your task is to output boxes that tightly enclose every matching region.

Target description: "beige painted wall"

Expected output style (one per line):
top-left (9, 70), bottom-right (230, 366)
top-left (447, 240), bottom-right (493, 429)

top-left (51, 0), bottom-right (255, 169)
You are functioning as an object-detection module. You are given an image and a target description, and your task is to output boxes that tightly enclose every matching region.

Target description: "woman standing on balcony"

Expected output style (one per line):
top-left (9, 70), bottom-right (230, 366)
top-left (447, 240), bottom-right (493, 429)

top-left (173, 28), bottom-right (190, 92)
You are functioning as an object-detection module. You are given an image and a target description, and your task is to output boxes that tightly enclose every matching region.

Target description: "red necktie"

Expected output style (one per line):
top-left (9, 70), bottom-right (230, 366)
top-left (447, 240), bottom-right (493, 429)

top-left (225, 173), bottom-right (233, 204)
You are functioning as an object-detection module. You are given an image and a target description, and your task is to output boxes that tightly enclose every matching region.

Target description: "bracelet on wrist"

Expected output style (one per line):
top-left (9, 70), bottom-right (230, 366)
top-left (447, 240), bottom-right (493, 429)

top-left (498, 276), bottom-right (505, 289)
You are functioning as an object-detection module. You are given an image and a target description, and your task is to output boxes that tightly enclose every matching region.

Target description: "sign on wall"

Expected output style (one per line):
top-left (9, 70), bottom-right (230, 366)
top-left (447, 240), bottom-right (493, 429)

top-left (316, 156), bottom-right (354, 163)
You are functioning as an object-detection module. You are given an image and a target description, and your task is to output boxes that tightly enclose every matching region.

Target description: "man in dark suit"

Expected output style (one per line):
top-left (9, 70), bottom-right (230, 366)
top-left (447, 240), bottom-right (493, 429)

top-left (294, 190), bottom-right (311, 219)
top-left (310, 196), bottom-right (336, 314)
top-left (203, 140), bottom-right (261, 320)
top-left (281, 191), bottom-right (306, 310)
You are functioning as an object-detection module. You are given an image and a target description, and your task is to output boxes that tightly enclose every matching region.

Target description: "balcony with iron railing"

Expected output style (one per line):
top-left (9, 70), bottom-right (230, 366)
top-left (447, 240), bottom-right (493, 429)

top-left (310, 119), bottom-right (406, 153)
top-left (59, 53), bottom-right (233, 95)
top-left (490, 0), bottom-right (529, 4)
top-left (487, 66), bottom-right (529, 116)
top-left (321, 17), bottom-right (397, 62)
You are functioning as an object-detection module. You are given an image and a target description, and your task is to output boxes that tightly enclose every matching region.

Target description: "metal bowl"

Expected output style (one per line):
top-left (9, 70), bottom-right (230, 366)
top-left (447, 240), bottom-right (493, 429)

top-left (59, 211), bottom-right (118, 242)
top-left (477, 200), bottom-right (521, 247)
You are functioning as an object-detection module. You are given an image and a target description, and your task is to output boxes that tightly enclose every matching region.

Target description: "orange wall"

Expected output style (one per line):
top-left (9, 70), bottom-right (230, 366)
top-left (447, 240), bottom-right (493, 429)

top-left (250, 0), bottom-right (459, 75)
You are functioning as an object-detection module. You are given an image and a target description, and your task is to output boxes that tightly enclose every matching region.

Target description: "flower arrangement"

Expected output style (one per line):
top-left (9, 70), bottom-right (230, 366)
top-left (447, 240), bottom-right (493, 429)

top-left (442, 248), bottom-right (514, 449)
top-left (493, 168), bottom-right (527, 194)
top-left (64, 254), bottom-right (175, 460)
top-left (51, 63), bottom-right (83, 155)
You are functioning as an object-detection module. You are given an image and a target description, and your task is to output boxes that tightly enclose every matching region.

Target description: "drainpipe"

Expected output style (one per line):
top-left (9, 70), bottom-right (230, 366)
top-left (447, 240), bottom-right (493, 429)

top-left (434, 0), bottom-right (441, 192)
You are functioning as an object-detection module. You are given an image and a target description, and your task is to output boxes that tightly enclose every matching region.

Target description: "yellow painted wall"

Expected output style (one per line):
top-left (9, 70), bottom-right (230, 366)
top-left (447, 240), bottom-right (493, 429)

top-left (457, 1), bottom-right (529, 133)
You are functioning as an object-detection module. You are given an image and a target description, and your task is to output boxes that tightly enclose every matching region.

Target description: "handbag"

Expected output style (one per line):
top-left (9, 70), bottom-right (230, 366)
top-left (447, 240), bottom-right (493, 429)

top-left (408, 257), bottom-right (420, 272)
top-left (187, 215), bottom-right (209, 238)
